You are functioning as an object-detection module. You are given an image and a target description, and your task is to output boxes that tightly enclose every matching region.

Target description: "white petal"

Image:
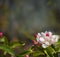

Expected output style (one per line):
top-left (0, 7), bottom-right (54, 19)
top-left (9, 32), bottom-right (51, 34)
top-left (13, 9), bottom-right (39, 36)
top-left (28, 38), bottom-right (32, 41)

top-left (44, 37), bottom-right (50, 41)
top-left (39, 37), bottom-right (45, 42)
top-left (48, 32), bottom-right (52, 36)
top-left (41, 32), bottom-right (45, 37)
top-left (55, 35), bottom-right (59, 39)
top-left (51, 35), bottom-right (59, 43)
top-left (45, 41), bottom-right (50, 46)
top-left (55, 37), bottom-right (59, 42)
top-left (37, 33), bottom-right (41, 38)
top-left (36, 38), bottom-right (40, 42)
top-left (54, 35), bottom-right (59, 42)
top-left (52, 35), bottom-right (56, 38)
top-left (38, 33), bottom-right (41, 36)
top-left (51, 38), bottom-right (55, 43)
top-left (42, 44), bottom-right (48, 48)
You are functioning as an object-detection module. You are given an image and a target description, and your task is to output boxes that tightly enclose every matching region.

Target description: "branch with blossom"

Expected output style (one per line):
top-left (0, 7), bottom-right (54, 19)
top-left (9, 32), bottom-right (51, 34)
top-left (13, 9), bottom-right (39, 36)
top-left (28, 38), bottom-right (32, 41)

top-left (0, 31), bottom-right (60, 57)
top-left (32, 31), bottom-right (60, 57)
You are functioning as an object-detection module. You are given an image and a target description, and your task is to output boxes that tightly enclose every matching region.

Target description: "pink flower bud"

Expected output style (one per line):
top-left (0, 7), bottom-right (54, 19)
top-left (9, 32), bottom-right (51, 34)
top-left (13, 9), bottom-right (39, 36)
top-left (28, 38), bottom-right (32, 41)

top-left (37, 42), bottom-right (41, 46)
top-left (33, 40), bottom-right (38, 45)
top-left (34, 34), bottom-right (37, 38)
top-left (25, 54), bottom-right (29, 57)
top-left (0, 32), bottom-right (3, 38)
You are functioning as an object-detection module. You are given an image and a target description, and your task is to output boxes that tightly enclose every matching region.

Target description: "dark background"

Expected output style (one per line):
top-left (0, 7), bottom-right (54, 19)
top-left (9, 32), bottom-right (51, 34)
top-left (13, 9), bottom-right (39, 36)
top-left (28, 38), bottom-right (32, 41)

top-left (0, 0), bottom-right (60, 40)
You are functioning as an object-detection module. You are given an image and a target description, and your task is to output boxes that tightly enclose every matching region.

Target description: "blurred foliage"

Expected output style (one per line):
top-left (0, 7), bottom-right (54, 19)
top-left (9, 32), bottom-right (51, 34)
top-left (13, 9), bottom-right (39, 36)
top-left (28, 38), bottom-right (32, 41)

top-left (0, 33), bottom-right (60, 57)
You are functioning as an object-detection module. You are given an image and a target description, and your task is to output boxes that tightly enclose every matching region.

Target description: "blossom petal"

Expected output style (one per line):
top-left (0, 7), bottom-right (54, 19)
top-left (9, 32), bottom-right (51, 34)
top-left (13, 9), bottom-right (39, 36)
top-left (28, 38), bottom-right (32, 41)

top-left (42, 44), bottom-right (48, 48)
top-left (36, 37), bottom-right (40, 42)
top-left (39, 37), bottom-right (45, 43)
top-left (45, 41), bottom-right (50, 46)
top-left (41, 32), bottom-right (45, 37)
top-left (48, 32), bottom-right (52, 36)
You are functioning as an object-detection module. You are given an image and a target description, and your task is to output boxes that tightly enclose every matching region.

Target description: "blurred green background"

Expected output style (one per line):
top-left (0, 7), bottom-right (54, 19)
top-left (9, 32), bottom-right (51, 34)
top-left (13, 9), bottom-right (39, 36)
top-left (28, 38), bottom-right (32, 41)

top-left (0, 0), bottom-right (60, 40)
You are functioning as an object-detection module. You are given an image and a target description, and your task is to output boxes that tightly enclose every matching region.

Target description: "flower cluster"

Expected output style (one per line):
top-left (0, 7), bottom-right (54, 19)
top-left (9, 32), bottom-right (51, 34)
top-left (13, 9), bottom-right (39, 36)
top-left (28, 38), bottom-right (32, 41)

top-left (34, 31), bottom-right (59, 48)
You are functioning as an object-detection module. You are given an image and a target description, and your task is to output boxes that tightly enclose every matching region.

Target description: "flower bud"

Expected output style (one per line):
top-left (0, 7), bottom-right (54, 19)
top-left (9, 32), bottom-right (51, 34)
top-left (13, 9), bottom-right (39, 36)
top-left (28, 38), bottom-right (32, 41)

top-left (25, 54), bottom-right (29, 57)
top-left (0, 32), bottom-right (3, 38)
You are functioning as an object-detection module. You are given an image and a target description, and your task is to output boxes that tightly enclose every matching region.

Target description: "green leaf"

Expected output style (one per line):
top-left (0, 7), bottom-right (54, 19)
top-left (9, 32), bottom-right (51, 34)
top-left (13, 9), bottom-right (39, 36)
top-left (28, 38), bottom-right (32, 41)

top-left (51, 45), bottom-right (56, 51)
top-left (0, 37), bottom-right (5, 42)
top-left (19, 51), bottom-right (30, 56)
top-left (4, 36), bottom-right (9, 45)
top-left (57, 48), bottom-right (60, 52)
top-left (17, 51), bottom-right (30, 57)
top-left (17, 55), bottom-right (23, 57)
top-left (33, 51), bottom-right (45, 57)
top-left (54, 38), bottom-right (60, 52)
top-left (10, 42), bottom-right (25, 48)
top-left (53, 53), bottom-right (58, 57)
top-left (0, 45), bottom-right (15, 55)
top-left (44, 46), bottom-right (55, 57)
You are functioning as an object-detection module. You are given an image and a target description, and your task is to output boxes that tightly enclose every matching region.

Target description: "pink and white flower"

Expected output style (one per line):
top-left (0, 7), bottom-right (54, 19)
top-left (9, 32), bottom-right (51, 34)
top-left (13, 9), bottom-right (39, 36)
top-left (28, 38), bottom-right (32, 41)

top-left (34, 31), bottom-right (59, 48)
